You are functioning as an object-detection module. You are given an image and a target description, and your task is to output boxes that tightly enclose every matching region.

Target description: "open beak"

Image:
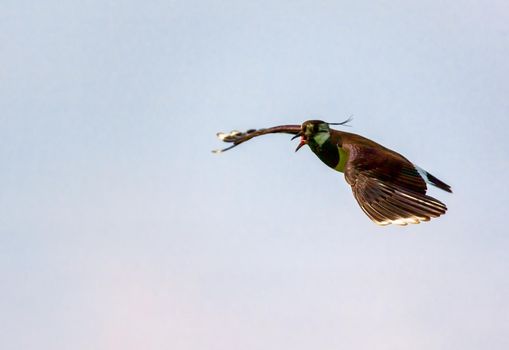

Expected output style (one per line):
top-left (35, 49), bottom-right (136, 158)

top-left (291, 132), bottom-right (307, 152)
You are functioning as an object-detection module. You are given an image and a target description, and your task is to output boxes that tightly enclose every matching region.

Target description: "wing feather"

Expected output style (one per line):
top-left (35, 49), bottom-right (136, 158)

top-left (350, 173), bottom-right (447, 225)
top-left (342, 144), bottom-right (428, 194)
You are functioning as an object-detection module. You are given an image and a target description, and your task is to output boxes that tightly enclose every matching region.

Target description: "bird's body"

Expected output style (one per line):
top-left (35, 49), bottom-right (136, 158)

top-left (214, 120), bottom-right (451, 226)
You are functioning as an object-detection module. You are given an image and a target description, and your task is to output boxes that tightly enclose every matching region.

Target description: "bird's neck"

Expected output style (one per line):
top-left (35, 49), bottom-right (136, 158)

top-left (312, 131), bottom-right (331, 146)
top-left (308, 134), bottom-right (342, 170)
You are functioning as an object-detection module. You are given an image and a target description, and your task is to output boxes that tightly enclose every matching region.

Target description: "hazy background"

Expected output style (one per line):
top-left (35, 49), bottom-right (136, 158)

top-left (1, 1), bottom-right (508, 349)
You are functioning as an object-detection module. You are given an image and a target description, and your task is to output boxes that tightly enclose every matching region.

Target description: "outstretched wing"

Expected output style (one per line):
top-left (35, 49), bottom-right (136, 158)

top-left (213, 125), bottom-right (301, 153)
top-left (343, 144), bottom-right (448, 225)
top-left (349, 173), bottom-right (447, 225)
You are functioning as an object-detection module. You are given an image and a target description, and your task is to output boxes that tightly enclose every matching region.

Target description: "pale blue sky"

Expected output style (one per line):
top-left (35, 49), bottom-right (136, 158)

top-left (1, 1), bottom-right (508, 349)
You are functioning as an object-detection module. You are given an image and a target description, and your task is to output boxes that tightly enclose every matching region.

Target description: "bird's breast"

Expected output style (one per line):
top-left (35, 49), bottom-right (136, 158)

top-left (309, 141), bottom-right (348, 173)
top-left (335, 146), bottom-right (349, 172)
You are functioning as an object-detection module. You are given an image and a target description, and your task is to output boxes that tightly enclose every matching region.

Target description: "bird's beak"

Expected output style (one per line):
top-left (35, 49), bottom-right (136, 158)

top-left (292, 132), bottom-right (307, 152)
top-left (295, 139), bottom-right (307, 152)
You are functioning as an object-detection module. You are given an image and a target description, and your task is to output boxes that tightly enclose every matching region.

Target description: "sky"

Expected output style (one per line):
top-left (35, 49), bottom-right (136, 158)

top-left (1, 0), bottom-right (509, 349)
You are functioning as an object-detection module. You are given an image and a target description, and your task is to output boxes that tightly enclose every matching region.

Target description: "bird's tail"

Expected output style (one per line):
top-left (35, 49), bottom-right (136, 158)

top-left (415, 165), bottom-right (452, 193)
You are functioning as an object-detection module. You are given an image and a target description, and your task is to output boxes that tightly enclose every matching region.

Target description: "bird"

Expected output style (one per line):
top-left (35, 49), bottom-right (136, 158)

top-left (213, 118), bottom-right (452, 226)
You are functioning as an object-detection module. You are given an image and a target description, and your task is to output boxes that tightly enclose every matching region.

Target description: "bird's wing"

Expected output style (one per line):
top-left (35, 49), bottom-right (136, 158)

top-left (213, 125), bottom-right (301, 153)
top-left (343, 145), bottom-right (447, 225)
top-left (343, 144), bottom-right (428, 194)
top-left (348, 173), bottom-right (447, 225)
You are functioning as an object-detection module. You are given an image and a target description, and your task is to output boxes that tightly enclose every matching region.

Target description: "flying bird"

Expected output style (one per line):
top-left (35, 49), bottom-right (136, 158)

top-left (213, 119), bottom-right (451, 226)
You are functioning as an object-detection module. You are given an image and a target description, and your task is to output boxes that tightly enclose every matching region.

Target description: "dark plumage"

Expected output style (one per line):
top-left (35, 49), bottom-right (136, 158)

top-left (214, 120), bottom-right (451, 226)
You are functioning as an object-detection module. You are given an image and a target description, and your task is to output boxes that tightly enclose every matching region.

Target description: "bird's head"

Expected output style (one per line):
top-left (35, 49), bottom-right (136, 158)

top-left (292, 120), bottom-right (331, 152)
